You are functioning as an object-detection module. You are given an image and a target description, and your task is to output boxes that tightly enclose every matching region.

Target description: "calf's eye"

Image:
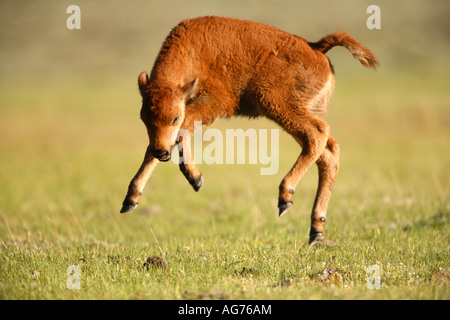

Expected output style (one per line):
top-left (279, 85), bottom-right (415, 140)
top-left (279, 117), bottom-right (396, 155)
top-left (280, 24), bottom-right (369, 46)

top-left (172, 115), bottom-right (179, 125)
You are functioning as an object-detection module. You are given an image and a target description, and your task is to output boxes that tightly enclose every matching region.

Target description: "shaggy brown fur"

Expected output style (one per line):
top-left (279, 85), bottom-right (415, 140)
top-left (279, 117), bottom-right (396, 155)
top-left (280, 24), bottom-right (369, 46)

top-left (121, 16), bottom-right (378, 244)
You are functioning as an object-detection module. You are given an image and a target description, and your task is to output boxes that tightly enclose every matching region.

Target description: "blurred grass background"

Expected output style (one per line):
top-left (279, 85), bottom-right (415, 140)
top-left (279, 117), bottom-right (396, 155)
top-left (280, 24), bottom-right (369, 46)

top-left (0, 0), bottom-right (449, 299)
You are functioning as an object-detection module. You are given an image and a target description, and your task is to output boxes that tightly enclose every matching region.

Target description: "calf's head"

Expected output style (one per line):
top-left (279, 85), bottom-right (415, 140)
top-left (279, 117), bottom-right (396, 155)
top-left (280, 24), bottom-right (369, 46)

top-left (137, 71), bottom-right (197, 161)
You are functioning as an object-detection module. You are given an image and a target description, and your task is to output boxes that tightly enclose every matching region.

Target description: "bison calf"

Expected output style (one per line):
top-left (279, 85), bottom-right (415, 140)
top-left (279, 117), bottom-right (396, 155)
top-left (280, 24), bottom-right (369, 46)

top-left (121, 16), bottom-right (378, 245)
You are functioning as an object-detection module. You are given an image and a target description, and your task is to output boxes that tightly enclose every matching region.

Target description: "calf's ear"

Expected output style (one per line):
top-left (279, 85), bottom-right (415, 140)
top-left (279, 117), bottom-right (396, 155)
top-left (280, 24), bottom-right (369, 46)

top-left (181, 78), bottom-right (198, 100)
top-left (138, 71), bottom-right (149, 96)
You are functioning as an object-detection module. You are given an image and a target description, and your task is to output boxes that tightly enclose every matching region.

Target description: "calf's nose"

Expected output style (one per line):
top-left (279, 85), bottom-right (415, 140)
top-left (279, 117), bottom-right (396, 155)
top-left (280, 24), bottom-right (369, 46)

top-left (151, 148), bottom-right (171, 161)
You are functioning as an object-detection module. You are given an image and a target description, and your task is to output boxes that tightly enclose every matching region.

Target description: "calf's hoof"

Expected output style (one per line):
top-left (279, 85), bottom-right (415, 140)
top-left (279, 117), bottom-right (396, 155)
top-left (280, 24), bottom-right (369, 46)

top-left (120, 201), bottom-right (138, 213)
top-left (308, 233), bottom-right (336, 247)
top-left (190, 175), bottom-right (203, 192)
top-left (308, 232), bottom-right (325, 246)
top-left (278, 197), bottom-right (293, 216)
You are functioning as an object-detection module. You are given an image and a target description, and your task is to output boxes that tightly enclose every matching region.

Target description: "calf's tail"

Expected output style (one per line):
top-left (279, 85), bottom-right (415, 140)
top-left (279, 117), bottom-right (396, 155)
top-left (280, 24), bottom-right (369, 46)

top-left (308, 31), bottom-right (379, 69)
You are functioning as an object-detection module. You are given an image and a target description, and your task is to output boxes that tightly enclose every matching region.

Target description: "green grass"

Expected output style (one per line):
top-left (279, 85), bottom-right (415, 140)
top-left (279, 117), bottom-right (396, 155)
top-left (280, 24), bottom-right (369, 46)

top-left (1, 71), bottom-right (449, 299)
top-left (0, 0), bottom-right (449, 300)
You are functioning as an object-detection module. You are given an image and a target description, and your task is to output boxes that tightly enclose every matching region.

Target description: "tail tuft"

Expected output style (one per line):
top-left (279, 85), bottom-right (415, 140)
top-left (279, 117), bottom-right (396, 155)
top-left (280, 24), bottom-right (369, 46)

top-left (309, 31), bottom-right (379, 69)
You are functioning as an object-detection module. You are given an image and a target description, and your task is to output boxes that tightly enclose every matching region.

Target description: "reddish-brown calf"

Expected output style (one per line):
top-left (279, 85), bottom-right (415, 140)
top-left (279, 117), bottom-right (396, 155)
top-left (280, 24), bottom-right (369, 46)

top-left (121, 16), bottom-right (378, 245)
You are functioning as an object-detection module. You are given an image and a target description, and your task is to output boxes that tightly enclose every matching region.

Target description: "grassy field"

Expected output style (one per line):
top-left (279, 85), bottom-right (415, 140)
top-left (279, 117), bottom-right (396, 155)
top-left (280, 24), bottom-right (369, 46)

top-left (0, 1), bottom-right (449, 300)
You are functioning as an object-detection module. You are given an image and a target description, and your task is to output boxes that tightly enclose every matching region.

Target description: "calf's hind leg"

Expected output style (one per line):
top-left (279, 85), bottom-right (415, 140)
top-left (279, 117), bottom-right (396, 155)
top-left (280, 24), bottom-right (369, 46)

top-left (273, 109), bottom-right (330, 218)
top-left (309, 136), bottom-right (340, 245)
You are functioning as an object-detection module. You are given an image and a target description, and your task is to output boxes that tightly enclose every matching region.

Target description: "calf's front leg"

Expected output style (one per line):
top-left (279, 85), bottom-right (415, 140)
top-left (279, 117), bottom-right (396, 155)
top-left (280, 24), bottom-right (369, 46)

top-left (120, 146), bottom-right (159, 213)
top-left (176, 130), bottom-right (203, 191)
